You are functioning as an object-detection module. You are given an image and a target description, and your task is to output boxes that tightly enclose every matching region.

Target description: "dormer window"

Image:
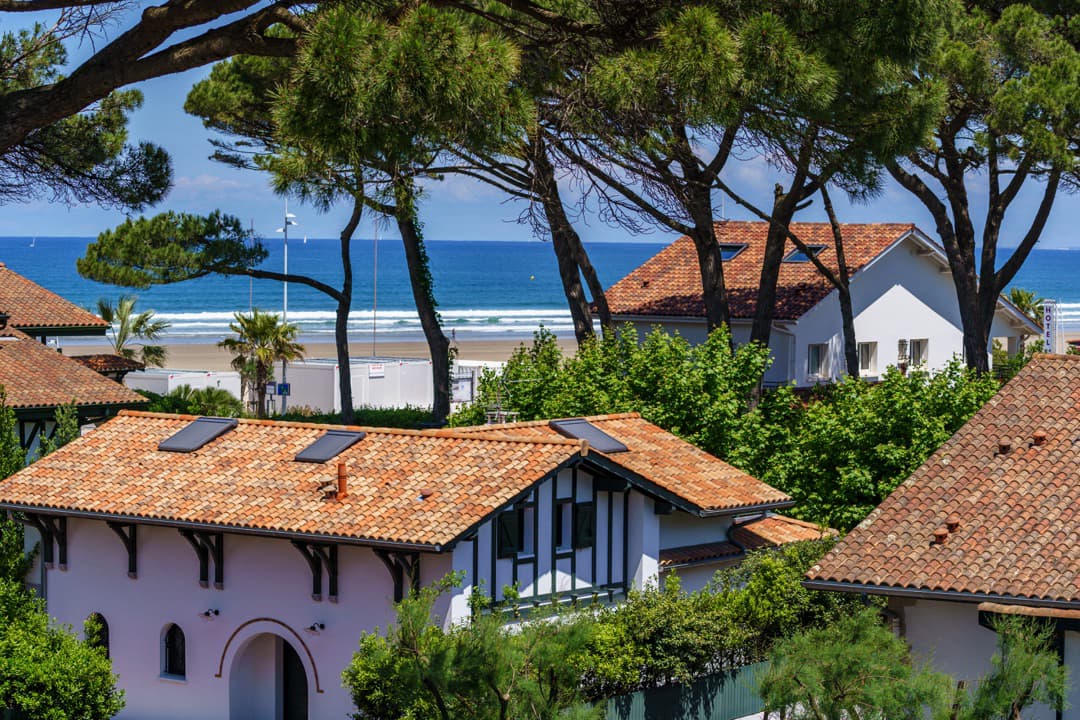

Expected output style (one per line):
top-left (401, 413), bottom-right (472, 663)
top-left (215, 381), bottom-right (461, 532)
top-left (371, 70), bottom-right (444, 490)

top-left (783, 245), bottom-right (826, 263)
top-left (718, 243), bottom-right (748, 261)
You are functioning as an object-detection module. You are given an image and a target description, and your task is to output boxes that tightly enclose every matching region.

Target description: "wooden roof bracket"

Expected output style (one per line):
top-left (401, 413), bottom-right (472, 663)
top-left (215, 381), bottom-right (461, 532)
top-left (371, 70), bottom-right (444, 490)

top-left (291, 541), bottom-right (338, 602)
top-left (375, 549), bottom-right (420, 603)
top-left (22, 513), bottom-right (66, 569)
top-left (107, 522), bottom-right (137, 578)
top-left (180, 529), bottom-right (224, 589)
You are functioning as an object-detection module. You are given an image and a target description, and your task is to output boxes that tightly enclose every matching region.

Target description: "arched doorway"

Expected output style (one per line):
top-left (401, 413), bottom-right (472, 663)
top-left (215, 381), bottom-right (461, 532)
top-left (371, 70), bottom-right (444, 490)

top-left (229, 633), bottom-right (308, 720)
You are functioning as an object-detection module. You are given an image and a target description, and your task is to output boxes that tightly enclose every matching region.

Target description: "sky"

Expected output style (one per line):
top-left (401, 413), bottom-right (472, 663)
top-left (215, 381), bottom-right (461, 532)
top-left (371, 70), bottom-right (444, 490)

top-left (4, 17), bottom-right (1080, 248)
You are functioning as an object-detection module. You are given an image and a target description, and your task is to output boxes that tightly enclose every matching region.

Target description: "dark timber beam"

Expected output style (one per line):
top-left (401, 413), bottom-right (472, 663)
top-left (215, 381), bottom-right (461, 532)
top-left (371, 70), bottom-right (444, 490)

top-left (107, 522), bottom-right (137, 578)
top-left (309, 544), bottom-right (339, 602)
top-left (23, 514), bottom-right (66, 569)
top-left (180, 530), bottom-right (224, 588)
top-left (375, 550), bottom-right (421, 603)
top-left (291, 541), bottom-right (324, 601)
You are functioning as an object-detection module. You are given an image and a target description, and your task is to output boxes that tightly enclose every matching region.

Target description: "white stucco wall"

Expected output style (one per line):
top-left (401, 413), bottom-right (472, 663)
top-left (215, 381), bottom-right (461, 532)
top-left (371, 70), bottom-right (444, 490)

top-left (618, 236), bottom-right (1031, 387)
top-left (899, 598), bottom-right (1064, 720)
top-left (1066, 631), bottom-right (1080, 720)
top-left (44, 518), bottom-right (453, 720)
top-left (659, 511), bottom-right (733, 549)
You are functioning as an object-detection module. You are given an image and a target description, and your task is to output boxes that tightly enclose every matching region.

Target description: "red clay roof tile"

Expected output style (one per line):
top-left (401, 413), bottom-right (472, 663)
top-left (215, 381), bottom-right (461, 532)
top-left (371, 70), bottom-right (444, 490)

top-left (0, 332), bottom-right (146, 410)
top-left (450, 413), bottom-right (792, 513)
top-left (605, 221), bottom-right (915, 320)
top-left (807, 354), bottom-right (1080, 606)
top-left (0, 263), bottom-right (107, 332)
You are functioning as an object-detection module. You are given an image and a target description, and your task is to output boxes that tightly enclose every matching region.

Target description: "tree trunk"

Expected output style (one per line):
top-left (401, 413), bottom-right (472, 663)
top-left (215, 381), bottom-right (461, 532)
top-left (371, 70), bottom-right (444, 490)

top-left (394, 179), bottom-right (451, 424)
top-left (529, 135), bottom-right (595, 345)
top-left (574, 240), bottom-right (613, 333)
top-left (335, 197), bottom-right (363, 424)
top-left (687, 187), bottom-right (730, 332)
top-left (821, 186), bottom-right (858, 378)
top-left (749, 134), bottom-right (815, 351)
top-left (749, 188), bottom-right (797, 349)
top-left (838, 286), bottom-right (859, 377)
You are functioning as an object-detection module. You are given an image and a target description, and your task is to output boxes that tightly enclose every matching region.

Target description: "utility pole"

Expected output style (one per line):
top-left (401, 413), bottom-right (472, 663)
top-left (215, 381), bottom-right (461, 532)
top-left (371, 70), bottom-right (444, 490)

top-left (276, 201), bottom-right (297, 413)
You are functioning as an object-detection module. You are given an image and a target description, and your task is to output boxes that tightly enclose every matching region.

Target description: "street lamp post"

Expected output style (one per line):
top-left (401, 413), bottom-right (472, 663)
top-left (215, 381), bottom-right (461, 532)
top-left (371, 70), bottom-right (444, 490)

top-left (276, 202), bottom-right (298, 413)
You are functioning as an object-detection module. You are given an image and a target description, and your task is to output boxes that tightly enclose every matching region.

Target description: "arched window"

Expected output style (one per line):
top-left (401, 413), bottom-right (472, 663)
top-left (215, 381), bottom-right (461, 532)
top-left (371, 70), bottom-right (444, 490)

top-left (163, 624), bottom-right (186, 678)
top-left (86, 613), bottom-right (109, 658)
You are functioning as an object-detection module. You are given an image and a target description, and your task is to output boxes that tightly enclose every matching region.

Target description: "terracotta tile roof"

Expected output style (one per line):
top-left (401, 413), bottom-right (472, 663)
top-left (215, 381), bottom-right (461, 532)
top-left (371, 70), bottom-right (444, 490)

top-left (807, 354), bottom-right (1080, 608)
top-left (0, 262), bottom-right (107, 333)
top-left (731, 514), bottom-right (836, 550)
top-left (449, 413), bottom-right (792, 514)
top-left (70, 354), bottom-right (145, 374)
top-left (605, 221), bottom-right (915, 320)
top-left (0, 412), bottom-right (590, 548)
top-left (659, 541), bottom-right (742, 568)
top-left (0, 332), bottom-right (146, 411)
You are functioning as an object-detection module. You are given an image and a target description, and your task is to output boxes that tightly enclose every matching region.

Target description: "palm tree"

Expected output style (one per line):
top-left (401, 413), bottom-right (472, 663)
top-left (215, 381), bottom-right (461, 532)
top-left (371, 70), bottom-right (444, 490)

top-left (97, 296), bottom-right (170, 368)
top-left (218, 309), bottom-right (305, 418)
top-left (1007, 287), bottom-right (1045, 327)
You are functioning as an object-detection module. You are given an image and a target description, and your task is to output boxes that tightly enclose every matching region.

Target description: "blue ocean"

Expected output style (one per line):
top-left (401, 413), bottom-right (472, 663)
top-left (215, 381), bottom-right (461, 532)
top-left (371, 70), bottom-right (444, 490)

top-left (0, 237), bottom-right (666, 343)
top-left (1, 237), bottom-right (1076, 341)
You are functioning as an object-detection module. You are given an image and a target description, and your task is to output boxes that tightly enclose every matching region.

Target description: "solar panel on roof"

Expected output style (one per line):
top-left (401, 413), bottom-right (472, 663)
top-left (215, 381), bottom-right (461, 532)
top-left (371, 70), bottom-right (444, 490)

top-left (295, 430), bottom-right (366, 463)
top-left (158, 417), bottom-right (239, 453)
top-left (548, 419), bottom-right (628, 453)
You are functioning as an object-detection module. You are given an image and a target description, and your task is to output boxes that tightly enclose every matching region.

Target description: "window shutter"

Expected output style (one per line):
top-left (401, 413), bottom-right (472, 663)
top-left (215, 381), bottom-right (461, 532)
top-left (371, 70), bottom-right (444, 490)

top-left (573, 502), bottom-right (595, 549)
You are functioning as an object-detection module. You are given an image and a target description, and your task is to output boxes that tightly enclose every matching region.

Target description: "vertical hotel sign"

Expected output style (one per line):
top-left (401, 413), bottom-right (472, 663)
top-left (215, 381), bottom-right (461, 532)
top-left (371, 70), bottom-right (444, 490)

top-left (1044, 300), bottom-right (1058, 353)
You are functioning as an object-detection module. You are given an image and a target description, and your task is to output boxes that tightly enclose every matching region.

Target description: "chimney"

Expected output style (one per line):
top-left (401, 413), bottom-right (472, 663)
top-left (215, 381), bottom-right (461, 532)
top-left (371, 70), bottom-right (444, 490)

top-left (418, 487), bottom-right (434, 501)
top-left (1033, 430), bottom-right (1047, 446)
top-left (946, 514), bottom-right (960, 532)
top-left (997, 438), bottom-right (1012, 455)
top-left (336, 462), bottom-right (348, 500)
top-left (932, 527), bottom-right (949, 545)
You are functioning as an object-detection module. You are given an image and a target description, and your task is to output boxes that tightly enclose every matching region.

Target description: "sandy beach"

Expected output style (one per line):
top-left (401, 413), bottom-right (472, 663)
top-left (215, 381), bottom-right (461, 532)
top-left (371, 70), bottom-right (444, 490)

top-left (63, 337), bottom-right (577, 372)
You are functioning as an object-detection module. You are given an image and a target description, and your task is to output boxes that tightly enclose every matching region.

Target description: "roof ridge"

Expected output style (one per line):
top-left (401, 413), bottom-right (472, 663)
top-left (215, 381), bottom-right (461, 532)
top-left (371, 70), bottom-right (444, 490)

top-left (116, 410), bottom-right (589, 447)
top-left (451, 411), bottom-right (643, 433)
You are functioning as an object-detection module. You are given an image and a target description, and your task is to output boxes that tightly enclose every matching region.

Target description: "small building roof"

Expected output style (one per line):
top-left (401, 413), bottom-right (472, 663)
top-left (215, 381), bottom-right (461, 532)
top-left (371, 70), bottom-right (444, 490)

top-left (70, 354), bottom-right (146, 375)
top-left (0, 411), bottom-right (793, 550)
top-left (448, 413), bottom-right (792, 514)
top-left (0, 331), bottom-right (146, 412)
top-left (806, 354), bottom-right (1080, 609)
top-left (0, 263), bottom-right (107, 335)
top-left (658, 514), bottom-right (833, 570)
top-left (606, 221), bottom-right (915, 320)
top-left (731, 514), bottom-right (835, 550)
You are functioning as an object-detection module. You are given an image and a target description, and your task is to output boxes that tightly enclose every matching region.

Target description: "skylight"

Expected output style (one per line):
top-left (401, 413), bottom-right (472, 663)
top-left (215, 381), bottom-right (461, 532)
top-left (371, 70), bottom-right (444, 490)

top-left (782, 245), bottom-right (826, 263)
top-left (548, 419), bottom-right (628, 453)
top-left (158, 417), bottom-right (238, 453)
top-left (295, 430), bottom-right (366, 463)
top-left (718, 243), bottom-right (748, 261)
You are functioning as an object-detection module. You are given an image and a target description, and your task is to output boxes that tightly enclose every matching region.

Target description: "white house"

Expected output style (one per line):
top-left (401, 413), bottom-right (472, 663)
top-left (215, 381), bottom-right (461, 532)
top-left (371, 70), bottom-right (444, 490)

top-left (0, 410), bottom-right (824, 720)
top-left (604, 221), bottom-right (1040, 386)
top-left (806, 353), bottom-right (1080, 720)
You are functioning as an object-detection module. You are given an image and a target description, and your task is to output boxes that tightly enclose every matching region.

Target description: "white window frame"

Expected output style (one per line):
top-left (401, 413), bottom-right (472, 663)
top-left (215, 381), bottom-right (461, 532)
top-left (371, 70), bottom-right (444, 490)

top-left (858, 342), bottom-right (878, 375)
top-left (909, 338), bottom-right (928, 367)
top-left (807, 343), bottom-right (828, 377)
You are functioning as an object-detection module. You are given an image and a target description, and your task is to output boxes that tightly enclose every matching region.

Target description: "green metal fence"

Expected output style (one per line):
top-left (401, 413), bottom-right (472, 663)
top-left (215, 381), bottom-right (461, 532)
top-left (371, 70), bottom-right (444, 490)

top-left (605, 662), bottom-right (768, 720)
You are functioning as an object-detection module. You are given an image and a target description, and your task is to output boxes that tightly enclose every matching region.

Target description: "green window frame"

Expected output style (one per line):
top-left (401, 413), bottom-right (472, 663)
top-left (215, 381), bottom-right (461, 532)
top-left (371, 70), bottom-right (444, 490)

top-left (496, 509), bottom-right (523, 558)
top-left (573, 502), bottom-right (595, 549)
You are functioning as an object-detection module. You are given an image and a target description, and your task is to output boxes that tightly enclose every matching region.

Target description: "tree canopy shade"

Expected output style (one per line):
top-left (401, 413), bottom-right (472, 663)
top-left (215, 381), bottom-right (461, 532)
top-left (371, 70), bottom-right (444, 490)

top-left (77, 211), bottom-right (266, 288)
top-left (0, 17), bottom-right (171, 208)
top-left (273, 3), bottom-right (533, 423)
top-left (885, 0), bottom-right (1080, 373)
top-left (183, 41), bottom-right (369, 423)
top-left (556, 0), bottom-right (943, 334)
